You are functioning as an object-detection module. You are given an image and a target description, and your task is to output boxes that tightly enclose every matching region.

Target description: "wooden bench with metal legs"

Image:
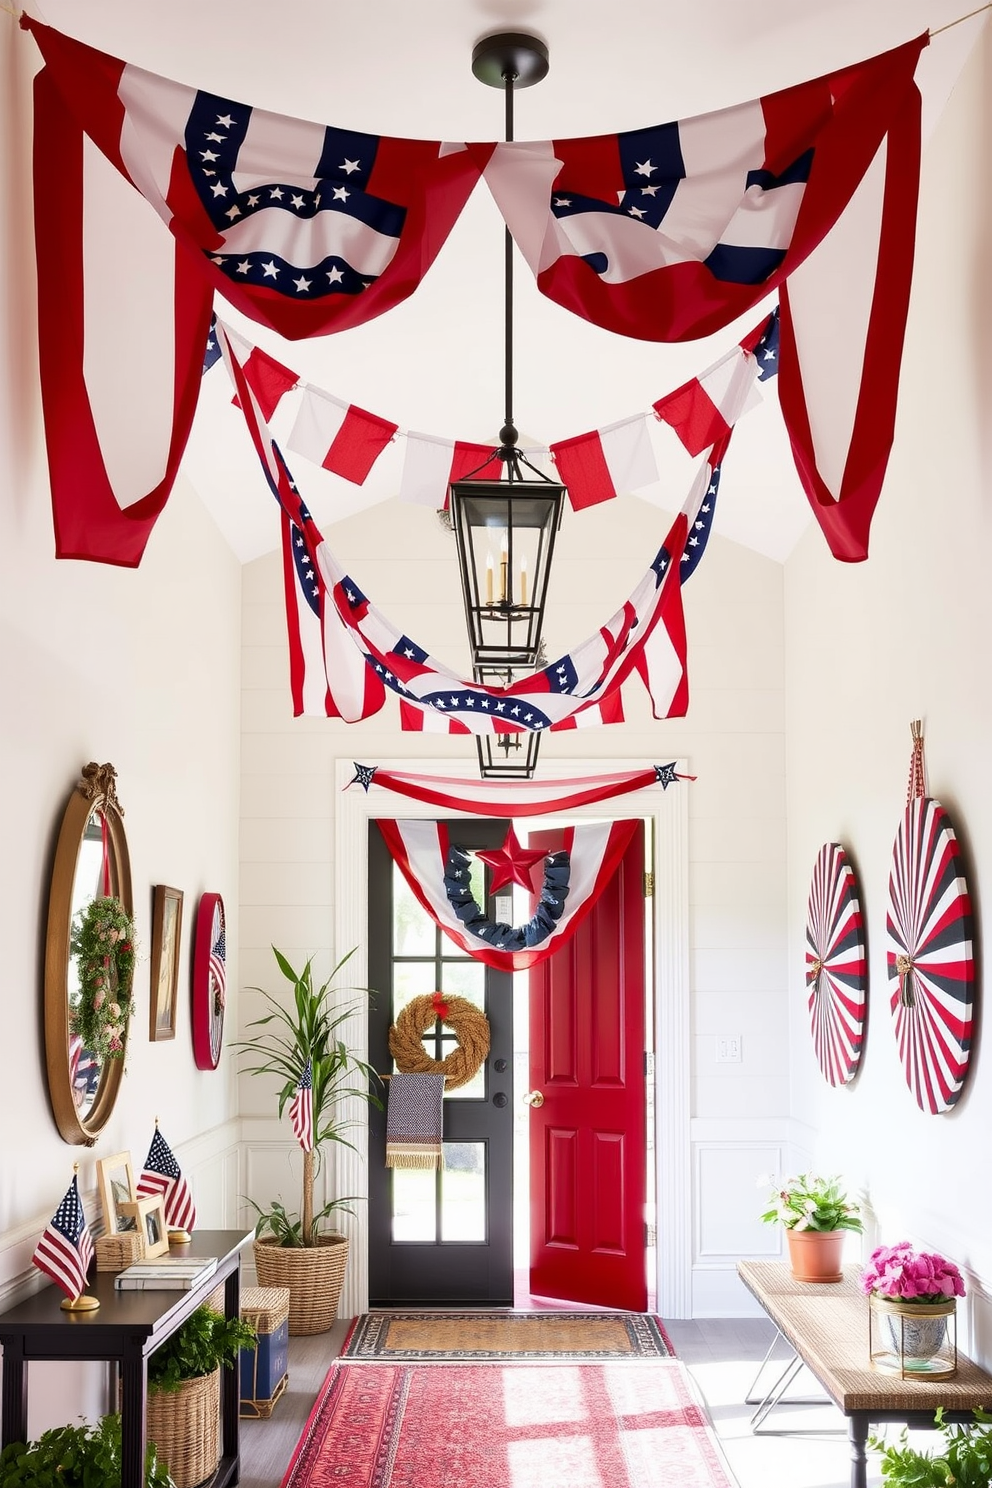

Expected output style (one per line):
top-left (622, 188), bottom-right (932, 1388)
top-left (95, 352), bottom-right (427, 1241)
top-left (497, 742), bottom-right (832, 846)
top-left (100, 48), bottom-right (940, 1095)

top-left (738, 1260), bottom-right (992, 1488)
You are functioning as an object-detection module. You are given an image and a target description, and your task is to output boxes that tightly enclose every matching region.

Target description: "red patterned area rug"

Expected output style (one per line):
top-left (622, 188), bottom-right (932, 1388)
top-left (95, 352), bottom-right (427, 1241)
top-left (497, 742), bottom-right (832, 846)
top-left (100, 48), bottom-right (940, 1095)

top-left (282, 1360), bottom-right (738, 1488)
top-left (340, 1311), bottom-right (675, 1360)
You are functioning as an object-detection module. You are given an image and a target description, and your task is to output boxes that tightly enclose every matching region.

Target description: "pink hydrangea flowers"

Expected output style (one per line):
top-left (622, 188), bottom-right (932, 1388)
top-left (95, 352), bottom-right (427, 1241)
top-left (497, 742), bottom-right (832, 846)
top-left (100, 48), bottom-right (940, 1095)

top-left (861, 1242), bottom-right (966, 1302)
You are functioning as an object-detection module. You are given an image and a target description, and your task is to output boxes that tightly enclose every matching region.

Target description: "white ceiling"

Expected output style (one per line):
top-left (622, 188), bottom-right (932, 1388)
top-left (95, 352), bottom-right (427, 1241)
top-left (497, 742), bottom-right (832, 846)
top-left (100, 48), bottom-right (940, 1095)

top-left (34, 1), bottom-right (985, 564)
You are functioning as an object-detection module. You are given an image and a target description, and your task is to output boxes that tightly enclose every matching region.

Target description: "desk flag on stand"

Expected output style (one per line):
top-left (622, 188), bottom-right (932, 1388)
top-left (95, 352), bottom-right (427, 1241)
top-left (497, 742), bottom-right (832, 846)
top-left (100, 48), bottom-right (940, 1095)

top-left (137, 1126), bottom-right (197, 1234)
top-left (32, 1171), bottom-right (95, 1306)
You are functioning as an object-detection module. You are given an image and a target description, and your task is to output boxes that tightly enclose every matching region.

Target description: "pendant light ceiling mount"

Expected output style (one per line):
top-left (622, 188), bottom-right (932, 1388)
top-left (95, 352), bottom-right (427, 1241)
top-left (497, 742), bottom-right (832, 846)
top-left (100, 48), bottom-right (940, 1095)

top-left (471, 33), bottom-right (550, 91)
top-left (453, 32), bottom-right (560, 779)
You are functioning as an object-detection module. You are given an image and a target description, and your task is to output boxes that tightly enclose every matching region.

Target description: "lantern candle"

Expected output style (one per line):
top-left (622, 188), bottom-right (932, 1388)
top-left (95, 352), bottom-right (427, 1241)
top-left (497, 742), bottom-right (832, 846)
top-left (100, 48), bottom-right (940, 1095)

top-left (520, 555), bottom-right (528, 606)
top-left (485, 553), bottom-right (494, 605)
top-left (500, 531), bottom-right (509, 603)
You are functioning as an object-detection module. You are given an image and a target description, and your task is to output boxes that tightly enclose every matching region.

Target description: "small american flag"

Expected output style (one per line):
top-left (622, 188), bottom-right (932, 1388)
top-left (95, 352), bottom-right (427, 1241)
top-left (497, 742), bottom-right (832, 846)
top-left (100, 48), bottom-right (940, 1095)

top-left (137, 1127), bottom-right (197, 1232)
top-left (33, 1174), bottom-right (93, 1300)
top-left (289, 1058), bottom-right (314, 1151)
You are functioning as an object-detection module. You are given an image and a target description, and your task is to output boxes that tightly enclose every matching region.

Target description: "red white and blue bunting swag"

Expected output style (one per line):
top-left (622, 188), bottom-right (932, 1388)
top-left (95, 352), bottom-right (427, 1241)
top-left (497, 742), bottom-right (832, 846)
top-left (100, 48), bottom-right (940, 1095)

top-left (377, 819), bottom-right (640, 972)
top-left (347, 762), bottom-right (692, 815)
top-left (24, 16), bottom-right (924, 567)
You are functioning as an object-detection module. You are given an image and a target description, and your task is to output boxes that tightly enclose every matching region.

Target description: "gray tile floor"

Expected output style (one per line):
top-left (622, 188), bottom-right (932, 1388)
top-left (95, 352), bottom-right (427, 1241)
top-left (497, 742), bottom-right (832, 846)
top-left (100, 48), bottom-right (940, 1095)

top-left (240, 1316), bottom-right (888, 1488)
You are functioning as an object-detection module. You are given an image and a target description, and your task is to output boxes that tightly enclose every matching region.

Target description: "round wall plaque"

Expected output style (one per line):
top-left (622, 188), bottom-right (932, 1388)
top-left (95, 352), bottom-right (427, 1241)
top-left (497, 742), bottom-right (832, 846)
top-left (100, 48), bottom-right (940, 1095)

top-left (805, 842), bottom-right (867, 1086)
top-left (886, 798), bottom-right (974, 1113)
top-left (192, 892), bottom-right (226, 1071)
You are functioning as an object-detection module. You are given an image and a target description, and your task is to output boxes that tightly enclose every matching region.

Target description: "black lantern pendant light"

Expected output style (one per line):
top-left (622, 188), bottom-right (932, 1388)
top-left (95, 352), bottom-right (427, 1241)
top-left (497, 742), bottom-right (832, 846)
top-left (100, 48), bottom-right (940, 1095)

top-left (450, 34), bottom-right (564, 778)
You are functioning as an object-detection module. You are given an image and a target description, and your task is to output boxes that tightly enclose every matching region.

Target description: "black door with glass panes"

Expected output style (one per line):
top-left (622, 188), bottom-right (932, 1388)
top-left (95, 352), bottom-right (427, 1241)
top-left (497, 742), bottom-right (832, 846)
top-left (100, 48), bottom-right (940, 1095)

top-left (367, 819), bottom-right (513, 1305)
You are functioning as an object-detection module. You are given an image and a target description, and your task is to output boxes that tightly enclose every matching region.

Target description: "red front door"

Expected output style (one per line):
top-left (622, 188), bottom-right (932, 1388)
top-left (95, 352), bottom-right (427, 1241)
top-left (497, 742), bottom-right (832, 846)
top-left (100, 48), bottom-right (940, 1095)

top-left (527, 822), bottom-right (647, 1311)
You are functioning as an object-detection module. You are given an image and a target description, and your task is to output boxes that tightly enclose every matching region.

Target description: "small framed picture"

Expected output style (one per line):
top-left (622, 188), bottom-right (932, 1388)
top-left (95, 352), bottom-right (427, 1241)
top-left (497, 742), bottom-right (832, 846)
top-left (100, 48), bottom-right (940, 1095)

top-left (120, 1195), bottom-right (169, 1259)
top-left (96, 1151), bottom-right (137, 1235)
top-left (149, 885), bottom-right (184, 1041)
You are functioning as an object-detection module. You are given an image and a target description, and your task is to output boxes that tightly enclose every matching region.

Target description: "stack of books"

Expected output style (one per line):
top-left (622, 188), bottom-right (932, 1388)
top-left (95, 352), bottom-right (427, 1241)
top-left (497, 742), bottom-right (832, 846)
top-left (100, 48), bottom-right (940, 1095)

top-left (114, 1256), bottom-right (218, 1291)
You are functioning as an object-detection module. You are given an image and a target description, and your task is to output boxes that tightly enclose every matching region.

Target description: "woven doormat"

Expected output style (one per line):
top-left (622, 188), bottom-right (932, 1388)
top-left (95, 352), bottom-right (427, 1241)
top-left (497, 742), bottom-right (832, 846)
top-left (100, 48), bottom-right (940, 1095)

top-left (339, 1310), bottom-right (675, 1360)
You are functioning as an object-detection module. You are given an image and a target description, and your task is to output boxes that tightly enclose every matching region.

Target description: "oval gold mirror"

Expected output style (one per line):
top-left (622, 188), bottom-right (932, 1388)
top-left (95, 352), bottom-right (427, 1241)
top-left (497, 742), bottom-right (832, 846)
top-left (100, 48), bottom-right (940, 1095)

top-left (44, 762), bottom-right (135, 1146)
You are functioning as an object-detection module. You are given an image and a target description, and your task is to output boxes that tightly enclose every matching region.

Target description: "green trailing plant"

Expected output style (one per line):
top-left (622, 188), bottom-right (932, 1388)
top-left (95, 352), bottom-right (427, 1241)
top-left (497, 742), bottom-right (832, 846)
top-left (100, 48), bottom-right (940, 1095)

top-left (0, 1414), bottom-right (173, 1487)
top-left (147, 1306), bottom-right (256, 1394)
top-left (870, 1408), bottom-right (992, 1487)
top-left (69, 896), bottom-right (137, 1061)
top-left (235, 947), bottom-right (381, 1247)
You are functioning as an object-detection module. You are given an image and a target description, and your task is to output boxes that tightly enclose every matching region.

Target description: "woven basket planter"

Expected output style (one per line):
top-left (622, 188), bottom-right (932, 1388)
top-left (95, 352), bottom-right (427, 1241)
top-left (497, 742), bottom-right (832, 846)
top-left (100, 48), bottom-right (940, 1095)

top-left (253, 1232), bottom-right (349, 1336)
top-left (147, 1368), bottom-right (219, 1488)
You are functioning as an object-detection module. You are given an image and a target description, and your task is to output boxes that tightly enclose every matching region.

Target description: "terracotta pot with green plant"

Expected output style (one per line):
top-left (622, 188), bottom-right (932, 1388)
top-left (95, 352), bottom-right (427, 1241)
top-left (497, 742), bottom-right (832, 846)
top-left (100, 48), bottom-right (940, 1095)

top-left (0, 1415), bottom-right (173, 1488)
top-left (759, 1172), bottom-right (863, 1282)
top-left (146, 1305), bottom-right (256, 1488)
top-left (235, 947), bottom-right (380, 1335)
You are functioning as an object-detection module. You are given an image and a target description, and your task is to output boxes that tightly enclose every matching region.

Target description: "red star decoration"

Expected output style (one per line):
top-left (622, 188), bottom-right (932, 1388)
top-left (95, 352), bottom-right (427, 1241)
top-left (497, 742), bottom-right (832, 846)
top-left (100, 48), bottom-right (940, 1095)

top-left (475, 826), bottom-right (547, 894)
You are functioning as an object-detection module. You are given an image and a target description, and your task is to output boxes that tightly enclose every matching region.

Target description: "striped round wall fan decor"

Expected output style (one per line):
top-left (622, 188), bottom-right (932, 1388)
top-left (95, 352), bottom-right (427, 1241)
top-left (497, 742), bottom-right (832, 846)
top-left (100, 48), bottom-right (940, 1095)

top-left (886, 795), bottom-right (974, 1113)
top-left (805, 843), bottom-right (867, 1086)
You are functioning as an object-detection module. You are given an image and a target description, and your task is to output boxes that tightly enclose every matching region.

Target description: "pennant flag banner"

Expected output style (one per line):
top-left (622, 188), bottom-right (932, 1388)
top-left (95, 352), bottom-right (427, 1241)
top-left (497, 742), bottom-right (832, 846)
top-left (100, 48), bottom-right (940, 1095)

top-left (207, 306), bottom-right (770, 522)
top-left (398, 434), bottom-right (500, 508)
top-left (550, 414), bottom-right (659, 511)
top-left (654, 346), bottom-right (762, 458)
top-left (288, 387), bottom-right (398, 485)
top-left (377, 818), bottom-right (640, 970)
top-left (347, 761), bottom-right (693, 816)
top-left (232, 345), bottom-right (299, 421)
top-left (25, 14), bottom-right (925, 565)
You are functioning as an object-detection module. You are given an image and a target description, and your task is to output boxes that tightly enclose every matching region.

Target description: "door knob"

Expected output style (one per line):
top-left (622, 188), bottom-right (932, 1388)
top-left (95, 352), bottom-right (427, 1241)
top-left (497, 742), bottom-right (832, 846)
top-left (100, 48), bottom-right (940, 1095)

top-left (522, 1090), bottom-right (544, 1108)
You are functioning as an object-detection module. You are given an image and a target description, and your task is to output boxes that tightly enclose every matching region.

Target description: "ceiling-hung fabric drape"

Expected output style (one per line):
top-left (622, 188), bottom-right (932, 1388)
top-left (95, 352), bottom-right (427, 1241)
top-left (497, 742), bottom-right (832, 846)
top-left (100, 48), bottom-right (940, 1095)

top-left (24, 14), bottom-right (924, 565)
top-left (376, 819), bottom-right (640, 972)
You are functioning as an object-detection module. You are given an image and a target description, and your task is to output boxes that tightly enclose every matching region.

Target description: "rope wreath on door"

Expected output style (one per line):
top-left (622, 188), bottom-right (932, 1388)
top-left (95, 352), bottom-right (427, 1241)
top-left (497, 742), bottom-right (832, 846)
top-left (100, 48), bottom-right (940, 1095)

top-left (389, 991), bottom-right (490, 1090)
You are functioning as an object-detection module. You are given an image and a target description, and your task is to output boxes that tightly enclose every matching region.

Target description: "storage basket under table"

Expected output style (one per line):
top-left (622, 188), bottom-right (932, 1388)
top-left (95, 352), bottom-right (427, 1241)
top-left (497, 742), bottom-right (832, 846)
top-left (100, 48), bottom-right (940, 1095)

top-left (240, 1286), bottom-right (290, 1418)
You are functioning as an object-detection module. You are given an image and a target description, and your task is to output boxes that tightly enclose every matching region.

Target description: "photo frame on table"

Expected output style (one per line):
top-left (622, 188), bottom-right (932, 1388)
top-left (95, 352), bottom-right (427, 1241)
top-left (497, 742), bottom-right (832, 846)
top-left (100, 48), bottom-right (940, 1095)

top-left (96, 1151), bottom-right (137, 1235)
top-left (119, 1195), bottom-right (169, 1258)
top-left (149, 885), bottom-right (183, 1041)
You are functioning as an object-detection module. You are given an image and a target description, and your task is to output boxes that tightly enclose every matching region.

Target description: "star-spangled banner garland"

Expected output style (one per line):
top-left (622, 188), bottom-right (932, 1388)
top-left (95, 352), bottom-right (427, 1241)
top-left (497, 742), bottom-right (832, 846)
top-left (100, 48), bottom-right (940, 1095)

top-left (347, 762), bottom-right (694, 816)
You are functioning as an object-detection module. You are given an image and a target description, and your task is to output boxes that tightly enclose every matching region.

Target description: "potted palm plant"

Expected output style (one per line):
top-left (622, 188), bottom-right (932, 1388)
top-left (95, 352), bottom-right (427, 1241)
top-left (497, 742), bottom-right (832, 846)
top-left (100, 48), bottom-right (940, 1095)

top-left (235, 947), bottom-right (380, 1335)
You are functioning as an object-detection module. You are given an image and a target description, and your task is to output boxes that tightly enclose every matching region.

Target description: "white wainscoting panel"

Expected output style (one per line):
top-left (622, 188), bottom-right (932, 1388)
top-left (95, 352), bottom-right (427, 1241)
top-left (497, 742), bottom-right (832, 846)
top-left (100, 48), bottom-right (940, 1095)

top-left (691, 1137), bottom-right (785, 1317)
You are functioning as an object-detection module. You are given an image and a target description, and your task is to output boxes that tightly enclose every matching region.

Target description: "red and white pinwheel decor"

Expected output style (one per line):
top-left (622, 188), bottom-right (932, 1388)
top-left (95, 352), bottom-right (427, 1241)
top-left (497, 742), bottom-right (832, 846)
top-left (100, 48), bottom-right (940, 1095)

top-left (886, 797), bottom-right (974, 1114)
top-left (804, 843), bottom-right (867, 1087)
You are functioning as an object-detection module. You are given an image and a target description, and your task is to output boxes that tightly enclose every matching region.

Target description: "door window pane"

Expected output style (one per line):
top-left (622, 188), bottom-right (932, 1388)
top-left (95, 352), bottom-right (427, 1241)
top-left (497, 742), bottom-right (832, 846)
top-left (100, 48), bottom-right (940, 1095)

top-left (392, 869), bottom-right (435, 956)
top-left (441, 961), bottom-right (485, 1005)
top-left (393, 962), bottom-right (437, 1016)
top-left (392, 1167), bottom-right (437, 1242)
top-left (441, 1143), bottom-right (486, 1241)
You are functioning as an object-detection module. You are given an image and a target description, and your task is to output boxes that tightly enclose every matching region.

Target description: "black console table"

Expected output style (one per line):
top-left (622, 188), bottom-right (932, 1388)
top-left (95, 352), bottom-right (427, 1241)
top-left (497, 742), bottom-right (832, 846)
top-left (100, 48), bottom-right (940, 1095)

top-left (0, 1228), bottom-right (252, 1488)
